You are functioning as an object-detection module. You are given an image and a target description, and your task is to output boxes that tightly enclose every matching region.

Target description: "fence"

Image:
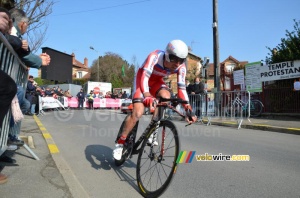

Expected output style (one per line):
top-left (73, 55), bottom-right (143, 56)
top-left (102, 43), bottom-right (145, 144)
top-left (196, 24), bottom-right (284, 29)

top-left (184, 90), bottom-right (252, 129)
top-left (263, 87), bottom-right (300, 113)
top-left (0, 33), bottom-right (28, 156)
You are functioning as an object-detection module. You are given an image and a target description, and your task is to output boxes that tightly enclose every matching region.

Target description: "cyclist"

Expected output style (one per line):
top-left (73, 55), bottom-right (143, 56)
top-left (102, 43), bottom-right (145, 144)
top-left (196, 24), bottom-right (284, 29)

top-left (113, 39), bottom-right (197, 160)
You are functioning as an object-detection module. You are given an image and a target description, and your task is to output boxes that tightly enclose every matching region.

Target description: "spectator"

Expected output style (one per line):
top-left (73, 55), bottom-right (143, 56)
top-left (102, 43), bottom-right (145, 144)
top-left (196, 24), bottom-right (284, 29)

top-left (76, 89), bottom-right (85, 109)
top-left (44, 87), bottom-right (53, 97)
top-left (98, 92), bottom-right (104, 99)
top-left (9, 8), bottom-right (50, 68)
top-left (0, 6), bottom-right (18, 184)
top-left (30, 91), bottom-right (38, 115)
top-left (190, 77), bottom-right (205, 117)
top-left (17, 85), bottom-right (30, 115)
top-left (55, 88), bottom-right (64, 96)
top-left (64, 89), bottom-right (72, 98)
top-left (121, 91), bottom-right (128, 99)
top-left (0, 7), bottom-right (12, 34)
top-left (185, 79), bottom-right (193, 94)
top-left (1, 7), bottom-right (25, 160)
top-left (111, 91), bottom-right (118, 99)
top-left (1, 8), bottom-right (22, 52)
top-left (86, 90), bottom-right (95, 110)
top-left (0, 70), bottom-right (17, 130)
top-left (7, 85), bottom-right (31, 151)
top-left (105, 92), bottom-right (111, 98)
top-left (25, 75), bottom-right (36, 115)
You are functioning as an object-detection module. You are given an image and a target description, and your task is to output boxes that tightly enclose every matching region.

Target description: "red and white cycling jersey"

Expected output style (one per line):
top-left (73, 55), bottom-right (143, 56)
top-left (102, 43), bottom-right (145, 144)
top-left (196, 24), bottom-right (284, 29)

top-left (133, 50), bottom-right (189, 105)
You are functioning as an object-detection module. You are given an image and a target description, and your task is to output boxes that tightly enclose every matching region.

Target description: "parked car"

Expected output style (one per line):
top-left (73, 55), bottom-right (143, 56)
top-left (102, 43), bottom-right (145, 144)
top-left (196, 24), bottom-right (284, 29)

top-left (120, 99), bottom-right (155, 114)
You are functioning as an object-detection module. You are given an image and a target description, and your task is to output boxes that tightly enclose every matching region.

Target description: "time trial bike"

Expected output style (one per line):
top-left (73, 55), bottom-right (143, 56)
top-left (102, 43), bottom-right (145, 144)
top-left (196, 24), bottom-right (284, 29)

top-left (114, 97), bottom-right (193, 198)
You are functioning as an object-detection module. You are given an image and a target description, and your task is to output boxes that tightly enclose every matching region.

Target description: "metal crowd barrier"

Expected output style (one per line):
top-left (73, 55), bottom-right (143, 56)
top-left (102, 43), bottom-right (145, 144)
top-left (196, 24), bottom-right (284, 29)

top-left (186, 90), bottom-right (251, 129)
top-left (0, 33), bottom-right (28, 156)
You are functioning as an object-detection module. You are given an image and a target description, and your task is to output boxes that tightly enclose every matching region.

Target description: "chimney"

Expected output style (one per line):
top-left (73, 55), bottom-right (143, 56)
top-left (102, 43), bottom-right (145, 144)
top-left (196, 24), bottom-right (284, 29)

top-left (71, 53), bottom-right (75, 64)
top-left (84, 58), bottom-right (88, 68)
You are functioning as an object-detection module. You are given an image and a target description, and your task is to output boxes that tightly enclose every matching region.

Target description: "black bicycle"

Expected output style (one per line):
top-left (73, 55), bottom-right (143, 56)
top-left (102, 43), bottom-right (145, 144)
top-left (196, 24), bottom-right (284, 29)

top-left (114, 98), bottom-right (191, 198)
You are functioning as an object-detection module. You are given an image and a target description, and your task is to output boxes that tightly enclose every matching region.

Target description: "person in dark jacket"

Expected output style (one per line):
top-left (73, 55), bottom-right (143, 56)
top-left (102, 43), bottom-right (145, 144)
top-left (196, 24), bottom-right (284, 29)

top-left (185, 79), bottom-right (193, 94)
top-left (30, 91), bottom-right (38, 115)
top-left (190, 77), bottom-right (205, 117)
top-left (25, 75), bottom-right (36, 115)
top-left (76, 89), bottom-right (85, 109)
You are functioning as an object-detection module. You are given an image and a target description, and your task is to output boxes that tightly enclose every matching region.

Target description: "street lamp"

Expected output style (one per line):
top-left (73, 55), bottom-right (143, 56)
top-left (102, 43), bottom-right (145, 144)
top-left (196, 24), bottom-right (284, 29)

top-left (90, 46), bottom-right (100, 82)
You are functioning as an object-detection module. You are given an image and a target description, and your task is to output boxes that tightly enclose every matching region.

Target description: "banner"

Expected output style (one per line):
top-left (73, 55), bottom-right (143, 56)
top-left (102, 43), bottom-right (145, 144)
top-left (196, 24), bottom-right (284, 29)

top-left (260, 60), bottom-right (300, 82)
top-left (67, 97), bottom-right (122, 108)
top-left (245, 62), bottom-right (262, 92)
top-left (233, 69), bottom-right (244, 85)
top-left (42, 97), bottom-right (65, 109)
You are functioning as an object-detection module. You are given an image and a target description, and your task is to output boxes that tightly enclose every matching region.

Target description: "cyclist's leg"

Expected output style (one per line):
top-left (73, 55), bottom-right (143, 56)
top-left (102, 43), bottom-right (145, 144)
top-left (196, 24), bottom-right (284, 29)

top-left (150, 82), bottom-right (171, 119)
top-left (113, 89), bottom-right (144, 160)
top-left (119, 101), bottom-right (144, 140)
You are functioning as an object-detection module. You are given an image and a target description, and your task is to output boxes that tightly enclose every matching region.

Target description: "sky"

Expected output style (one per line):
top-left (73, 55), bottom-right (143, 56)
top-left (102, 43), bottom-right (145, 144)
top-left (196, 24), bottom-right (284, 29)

top-left (29, 0), bottom-right (300, 77)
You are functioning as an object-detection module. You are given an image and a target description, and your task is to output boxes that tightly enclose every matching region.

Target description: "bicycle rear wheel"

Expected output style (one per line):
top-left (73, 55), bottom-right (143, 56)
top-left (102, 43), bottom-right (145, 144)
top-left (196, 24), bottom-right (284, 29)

top-left (114, 115), bottom-right (137, 166)
top-left (250, 100), bottom-right (263, 117)
top-left (136, 120), bottom-right (180, 198)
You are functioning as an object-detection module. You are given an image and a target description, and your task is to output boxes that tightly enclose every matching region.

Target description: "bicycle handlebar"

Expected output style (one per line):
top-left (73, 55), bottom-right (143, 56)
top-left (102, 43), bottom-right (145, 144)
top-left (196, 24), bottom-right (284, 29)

top-left (158, 97), bottom-right (189, 106)
top-left (156, 97), bottom-right (194, 127)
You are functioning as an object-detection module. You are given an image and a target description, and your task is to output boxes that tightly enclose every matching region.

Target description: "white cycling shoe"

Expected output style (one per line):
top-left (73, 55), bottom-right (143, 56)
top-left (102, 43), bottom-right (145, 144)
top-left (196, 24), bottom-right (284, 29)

top-left (113, 144), bottom-right (123, 160)
top-left (147, 134), bottom-right (158, 146)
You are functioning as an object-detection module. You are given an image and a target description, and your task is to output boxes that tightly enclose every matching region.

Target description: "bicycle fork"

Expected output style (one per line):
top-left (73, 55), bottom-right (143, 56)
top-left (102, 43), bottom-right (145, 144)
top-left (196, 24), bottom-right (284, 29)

top-left (149, 123), bottom-right (166, 163)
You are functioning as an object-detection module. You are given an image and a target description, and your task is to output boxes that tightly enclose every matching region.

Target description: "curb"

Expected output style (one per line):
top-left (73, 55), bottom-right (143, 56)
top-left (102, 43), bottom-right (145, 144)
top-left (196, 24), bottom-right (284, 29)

top-left (208, 120), bottom-right (300, 135)
top-left (169, 115), bottom-right (300, 135)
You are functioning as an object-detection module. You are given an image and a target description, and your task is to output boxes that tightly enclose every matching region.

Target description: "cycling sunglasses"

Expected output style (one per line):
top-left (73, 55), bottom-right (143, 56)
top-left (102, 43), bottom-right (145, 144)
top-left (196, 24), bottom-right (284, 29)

top-left (169, 54), bottom-right (185, 64)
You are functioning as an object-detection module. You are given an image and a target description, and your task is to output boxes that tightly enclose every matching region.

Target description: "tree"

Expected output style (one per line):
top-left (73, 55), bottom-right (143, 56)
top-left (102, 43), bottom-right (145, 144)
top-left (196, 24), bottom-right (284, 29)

top-left (265, 19), bottom-right (300, 88)
top-left (266, 19), bottom-right (300, 64)
top-left (14, 0), bottom-right (55, 52)
top-left (90, 52), bottom-right (135, 89)
top-left (186, 62), bottom-right (200, 83)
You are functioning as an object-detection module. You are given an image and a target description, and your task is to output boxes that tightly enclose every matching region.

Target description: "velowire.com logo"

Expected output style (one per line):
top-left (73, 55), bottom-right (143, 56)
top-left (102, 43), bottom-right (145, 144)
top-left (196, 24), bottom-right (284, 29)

top-left (176, 151), bottom-right (250, 163)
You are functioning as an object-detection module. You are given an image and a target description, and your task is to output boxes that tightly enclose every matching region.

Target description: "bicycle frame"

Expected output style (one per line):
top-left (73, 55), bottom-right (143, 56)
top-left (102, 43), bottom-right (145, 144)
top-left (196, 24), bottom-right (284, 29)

top-left (229, 94), bottom-right (251, 118)
top-left (130, 99), bottom-right (186, 157)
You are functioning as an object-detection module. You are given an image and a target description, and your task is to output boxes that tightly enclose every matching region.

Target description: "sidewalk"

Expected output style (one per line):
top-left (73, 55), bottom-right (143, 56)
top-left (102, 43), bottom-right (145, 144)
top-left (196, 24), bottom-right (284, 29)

top-left (0, 115), bottom-right (73, 198)
top-left (0, 113), bottom-right (299, 198)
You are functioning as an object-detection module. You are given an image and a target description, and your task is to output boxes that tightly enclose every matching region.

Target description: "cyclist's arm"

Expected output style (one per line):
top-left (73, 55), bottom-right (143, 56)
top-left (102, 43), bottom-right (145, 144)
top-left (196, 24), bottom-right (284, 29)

top-left (177, 66), bottom-right (196, 123)
top-left (176, 65), bottom-right (191, 109)
top-left (139, 52), bottom-right (159, 97)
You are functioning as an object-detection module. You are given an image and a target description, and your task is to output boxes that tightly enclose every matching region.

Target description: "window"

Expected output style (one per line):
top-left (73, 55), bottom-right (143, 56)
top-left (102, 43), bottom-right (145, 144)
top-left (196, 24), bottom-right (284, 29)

top-left (225, 63), bottom-right (235, 72)
top-left (78, 72), bottom-right (82, 78)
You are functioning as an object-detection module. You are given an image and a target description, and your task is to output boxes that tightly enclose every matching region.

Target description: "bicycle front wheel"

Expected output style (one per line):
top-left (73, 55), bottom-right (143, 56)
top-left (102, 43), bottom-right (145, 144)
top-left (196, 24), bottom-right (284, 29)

top-left (250, 100), bottom-right (263, 117)
top-left (136, 120), bottom-right (180, 198)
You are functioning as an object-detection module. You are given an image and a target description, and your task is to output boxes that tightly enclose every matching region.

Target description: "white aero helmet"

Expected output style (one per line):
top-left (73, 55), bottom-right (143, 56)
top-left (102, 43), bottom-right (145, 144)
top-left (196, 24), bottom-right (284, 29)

top-left (165, 39), bottom-right (188, 62)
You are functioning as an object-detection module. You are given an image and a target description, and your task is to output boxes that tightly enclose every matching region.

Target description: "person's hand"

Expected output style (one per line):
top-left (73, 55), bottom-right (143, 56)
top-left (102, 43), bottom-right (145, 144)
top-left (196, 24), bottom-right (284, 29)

top-left (40, 53), bottom-right (51, 66)
top-left (185, 106), bottom-right (197, 124)
top-left (191, 92), bottom-right (195, 95)
top-left (0, 12), bottom-right (10, 33)
top-left (143, 96), bottom-right (155, 107)
top-left (21, 40), bottom-right (29, 51)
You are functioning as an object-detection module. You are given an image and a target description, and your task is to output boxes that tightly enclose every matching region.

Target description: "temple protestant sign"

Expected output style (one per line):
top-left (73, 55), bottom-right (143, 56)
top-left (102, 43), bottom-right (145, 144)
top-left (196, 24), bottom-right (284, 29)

top-left (260, 60), bottom-right (300, 82)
